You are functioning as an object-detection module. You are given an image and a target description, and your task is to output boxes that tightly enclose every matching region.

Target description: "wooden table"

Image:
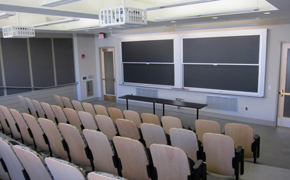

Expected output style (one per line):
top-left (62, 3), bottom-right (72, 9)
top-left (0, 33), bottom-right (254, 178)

top-left (119, 95), bottom-right (207, 119)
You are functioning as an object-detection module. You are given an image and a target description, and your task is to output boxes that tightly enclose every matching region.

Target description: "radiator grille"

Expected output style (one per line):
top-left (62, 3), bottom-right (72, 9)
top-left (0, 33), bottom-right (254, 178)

top-left (206, 95), bottom-right (238, 112)
top-left (136, 88), bottom-right (158, 98)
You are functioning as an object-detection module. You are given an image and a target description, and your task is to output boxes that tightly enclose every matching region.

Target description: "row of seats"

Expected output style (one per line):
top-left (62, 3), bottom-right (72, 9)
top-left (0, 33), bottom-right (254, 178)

top-left (0, 137), bottom-right (127, 180)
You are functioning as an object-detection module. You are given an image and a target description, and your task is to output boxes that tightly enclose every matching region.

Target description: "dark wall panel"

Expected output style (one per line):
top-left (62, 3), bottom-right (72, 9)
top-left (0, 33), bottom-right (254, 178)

top-left (54, 38), bottom-right (75, 85)
top-left (122, 40), bottom-right (174, 62)
top-left (124, 64), bottom-right (174, 86)
top-left (184, 65), bottom-right (259, 92)
top-left (1, 39), bottom-right (31, 95)
top-left (183, 35), bottom-right (260, 64)
top-left (30, 38), bottom-right (55, 87)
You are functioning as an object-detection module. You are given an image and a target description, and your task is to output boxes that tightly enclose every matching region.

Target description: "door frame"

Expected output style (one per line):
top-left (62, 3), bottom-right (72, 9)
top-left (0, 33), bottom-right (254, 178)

top-left (277, 43), bottom-right (290, 127)
top-left (99, 47), bottom-right (116, 102)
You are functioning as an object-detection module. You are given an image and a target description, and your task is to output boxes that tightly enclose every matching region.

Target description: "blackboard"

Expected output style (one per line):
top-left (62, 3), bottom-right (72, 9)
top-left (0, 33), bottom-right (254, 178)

top-left (30, 38), bottom-right (55, 88)
top-left (122, 39), bottom-right (174, 86)
top-left (122, 40), bottom-right (174, 62)
top-left (184, 65), bottom-right (258, 92)
top-left (183, 35), bottom-right (261, 93)
top-left (123, 64), bottom-right (174, 85)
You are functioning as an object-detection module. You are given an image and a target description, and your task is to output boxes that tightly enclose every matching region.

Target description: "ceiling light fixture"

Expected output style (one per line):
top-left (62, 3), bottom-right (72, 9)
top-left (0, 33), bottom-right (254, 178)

top-left (147, 0), bottom-right (221, 11)
top-left (155, 7), bottom-right (259, 22)
top-left (0, 12), bottom-right (16, 19)
top-left (175, 18), bottom-right (259, 31)
top-left (33, 18), bottom-right (79, 27)
top-left (40, 0), bottom-right (82, 7)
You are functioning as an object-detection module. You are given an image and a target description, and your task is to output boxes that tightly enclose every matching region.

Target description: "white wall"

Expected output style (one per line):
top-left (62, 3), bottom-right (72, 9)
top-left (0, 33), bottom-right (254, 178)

top-left (73, 34), bottom-right (99, 101)
top-left (91, 23), bottom-right (290, 126)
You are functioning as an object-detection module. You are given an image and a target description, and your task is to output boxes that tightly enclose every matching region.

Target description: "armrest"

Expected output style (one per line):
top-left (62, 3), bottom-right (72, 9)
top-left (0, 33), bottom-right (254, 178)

top-left (189, 160), bottom-right (207, 180)
top-left (165, 133), bottom-right (171, 145)
top-left (196, 142), bottom-right (206, 161)
top-left (232, 146), bottom-right (244, 180)
top-left (84, 147), bottom-right (95, 171)
top-left (0, 158), bottom-right (8, 172)
top-left (251, 134), bottom-right (260, 163)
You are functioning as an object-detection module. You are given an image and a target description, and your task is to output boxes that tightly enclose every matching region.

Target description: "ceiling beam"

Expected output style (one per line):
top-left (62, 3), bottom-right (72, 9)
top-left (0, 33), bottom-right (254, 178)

top-left (0, 4), bottom-right (98, 19)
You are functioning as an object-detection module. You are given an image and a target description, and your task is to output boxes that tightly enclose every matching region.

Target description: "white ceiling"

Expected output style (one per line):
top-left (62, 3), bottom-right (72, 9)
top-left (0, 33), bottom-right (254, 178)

top-left (0, 0), bottom-right (289, 34)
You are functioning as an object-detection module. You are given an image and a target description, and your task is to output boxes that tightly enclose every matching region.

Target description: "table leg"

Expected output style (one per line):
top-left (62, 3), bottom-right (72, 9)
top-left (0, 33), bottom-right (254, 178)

top-left (126, 99), bottom-right (128, 110)
top-left (196, 109), bottom-right (199, 119)
top-left (153, 103), bottom-right (155, 114)
top-left (163, 104), bottom-right (165, 116)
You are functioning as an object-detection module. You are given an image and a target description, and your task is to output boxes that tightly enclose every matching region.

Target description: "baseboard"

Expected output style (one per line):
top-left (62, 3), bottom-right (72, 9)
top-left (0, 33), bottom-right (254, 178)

top-left (277, 118), bottom-right (290, 128)
top-left (117, 99), bottom-right (275, 127)
top-left (82, 97), bottom-right (102, 102)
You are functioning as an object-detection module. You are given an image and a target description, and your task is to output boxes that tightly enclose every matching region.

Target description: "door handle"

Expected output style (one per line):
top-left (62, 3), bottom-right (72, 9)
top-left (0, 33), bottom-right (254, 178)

top-left (279, 89), bottom-right (290, 97)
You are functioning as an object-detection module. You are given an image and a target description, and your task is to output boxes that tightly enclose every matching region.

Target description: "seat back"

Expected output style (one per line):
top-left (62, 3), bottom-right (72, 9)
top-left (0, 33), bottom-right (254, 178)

top-left (51, 105), bottom-right (68, 124)
top-left (95, 115), bottom-right (117, 140)
top-left (140, 123), bottom-right (167, 148)
top-left (41, 102), bottom-right (57, 123)
top-left (107, 107), bottom-right (124, 123)
top-left (63, 108), bottom-right (83, 130)
top-left (53, 94), bottom-right (64, 108)
top-left (38, 118), bottom-right (68, 159)
top-left (150, 144), bottom-right (191, 180)
top-left (161, 116), bottom-right (182, 134)
top-left (10, 109), bottom-right (34, 145)
top-left (58, 123), bottom-right (90, 166)
top-left (22, 113), bottom-right (50, 152)
top-left (13, 145), bottom-right (53, 180)
top-left (116, 119), bottom-right (140, 140)
top-left (203, 133), bottom-right (235, 176)
top-left (78, 111), bottom-right (98, 130)
top-left (61, 96), bottom-right (74, 109)
top-left (94, 105), bottom-right (109, 116)
top-left (72, 100), bottom-right (84, 112)
top-left (123, 110), bottom-right (142, 128)
top-left (32, 100), bottom-right (46, 118)
top-left (24, 97), bottom-right (38, 117)
top-left (225, 123), bottom-right (254, 158)
top-left (170, 128), bottom-right (199, 162)
top-left (45, 157), bottom-right (86, 180)
top-left (18, 95), bottom-right (30, 114)
top-left (83, 129), bottom-right (118, 175)
top-left (141, 113), bottom-right (161, 126)
top-left (0, 137), bottom-right (26, 180)
top-left (0, 108), bottom-right (10, 134)
top-left (113, 136), bottom-right (150, 180)
top-left (88, 172), bottom-right (128, 180)
top-left (82, 102), bottom-right (96, 117)
top-left (0, 105), bottom-right (21, 139)
top-left (195, 119), bottom-right (221, 142)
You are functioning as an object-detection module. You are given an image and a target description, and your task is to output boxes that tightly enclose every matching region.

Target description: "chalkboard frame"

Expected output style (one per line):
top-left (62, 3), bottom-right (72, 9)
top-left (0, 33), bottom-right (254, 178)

top-left (181, 29), bottom-right (267, 97)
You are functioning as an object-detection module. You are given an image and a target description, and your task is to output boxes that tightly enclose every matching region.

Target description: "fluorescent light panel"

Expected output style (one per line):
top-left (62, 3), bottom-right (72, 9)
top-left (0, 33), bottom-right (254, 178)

top-left (33, 18), bottom-right (79, 27)
top-left (175, 18), bottom-right (259, 31)
top-left (0, 12), bottom-right (16, 19)
top-left (147, 0), bottom-right (221, 11)
top-left (155, 7), bottom-right (259, 22)
top-left (40, 0), bottom-right (82, 7)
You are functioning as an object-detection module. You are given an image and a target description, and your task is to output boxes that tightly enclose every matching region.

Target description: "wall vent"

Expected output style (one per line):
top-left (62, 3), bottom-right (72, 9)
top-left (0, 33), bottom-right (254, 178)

top-left (206, 95), bottom-right (238, 112)
top-left (136, 88), bottom-right (158, 98)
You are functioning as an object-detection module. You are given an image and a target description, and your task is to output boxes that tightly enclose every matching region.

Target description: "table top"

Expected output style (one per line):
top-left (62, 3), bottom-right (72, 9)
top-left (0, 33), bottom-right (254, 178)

top-left (119, 95), bottom-right (207, 109)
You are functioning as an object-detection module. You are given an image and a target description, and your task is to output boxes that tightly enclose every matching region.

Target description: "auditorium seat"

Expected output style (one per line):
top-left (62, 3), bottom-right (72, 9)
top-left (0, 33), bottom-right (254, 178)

top-left (108, 107), bottom-right (124, 123)
top-left (123, 110), bottom-right (142, 128)
top-left (141, 113), bottom-right (161, 126)
top-left (140, 123), bottom-right (168, 148)
top-left (161, 116), bottom-right (183, 134)
top-left (195, 119), bottom-right (221, 143)
top-left (13, 145), bottom-right (53, 180)
top-left (95, 115), bottom-right (118, 140)
top-left (94, 105), bottom-right (109, 117)
top-left (150, 144), bottom-right (207, 180)
top-left (113, 136), bottom-right (152, 180)
top-left (78, 111), bottom-right (98, 130)
top-left (53, 94), bottom-right (64, 109)
top-left (83, 129), bottom-right (119, 175)
top-left (38, 118), bottom-right (70, 161)
top-left (225, 123), bottom-right (260, 163)
top-left (72, 100), bottom-right (84, 112)
top-left (82, 102), bottom-right (97, 117)
top-left (203, 133), bottom-right (244, 180)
